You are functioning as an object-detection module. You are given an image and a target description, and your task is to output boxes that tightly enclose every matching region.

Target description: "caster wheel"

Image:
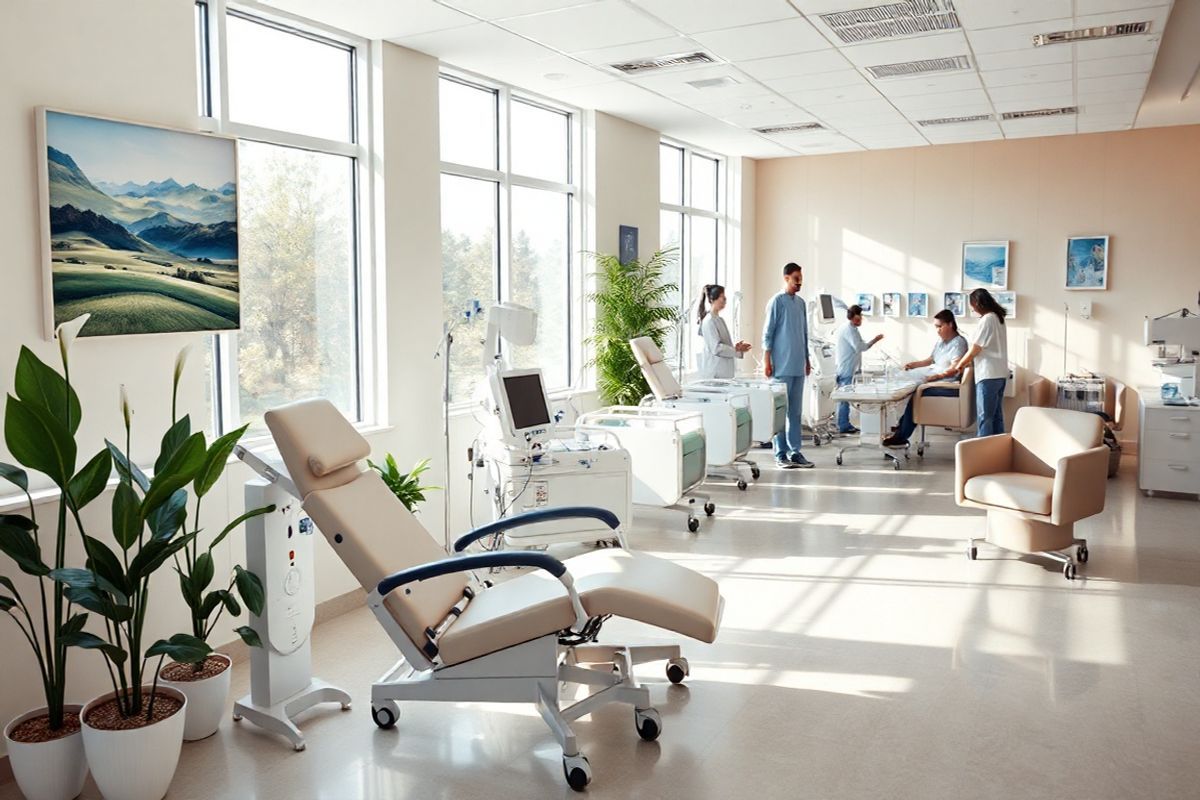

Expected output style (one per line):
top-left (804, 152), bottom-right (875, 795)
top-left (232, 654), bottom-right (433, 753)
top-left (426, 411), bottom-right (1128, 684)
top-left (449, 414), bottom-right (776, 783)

top-left (1063, 562), bottom-right (1077, 580)
top-left (812, 435), bottom-right (821, 447)
top-left (294, 742), bottom-right (307, 752)
top-left (666, 657), bottom-right (690, 684)
top-left (737, 479), bottom-right (748, 491)
top-left (1077, 546), bottom-right (1089, 564)
top-left (703, 502), bottom-right (716, 517)
top-left (836, 455), bottom-right (843, 466)
top-left (372, 702), bottom-right (399, 730)
top-left (635, 708), bottom-right (662, 742)
top-left (687, 516), bottom-right (700, 533)
top-left (751, 466), bottom-right (761, 480)
top-left (232, 713), bottom-right (243, 722)
top-left (917, 446), bottom-right (926, 458)
top-left (563, 754), bottom-right (592, 791)
top-left (967, 545), bottom-right (977, 561)
top-left (341, 703), bottom-right (352, 711)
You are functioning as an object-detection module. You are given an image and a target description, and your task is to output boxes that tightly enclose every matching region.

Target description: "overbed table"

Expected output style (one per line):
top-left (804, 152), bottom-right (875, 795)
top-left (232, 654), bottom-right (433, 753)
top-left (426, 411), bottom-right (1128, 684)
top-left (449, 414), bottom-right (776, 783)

top-left (831, 377), bottom-right (922, 470)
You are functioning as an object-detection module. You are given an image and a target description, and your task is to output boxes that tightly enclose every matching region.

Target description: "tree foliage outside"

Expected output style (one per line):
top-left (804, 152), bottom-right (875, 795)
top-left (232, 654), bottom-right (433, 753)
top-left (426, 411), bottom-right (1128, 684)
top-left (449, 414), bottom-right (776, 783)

top-left (587, 248), bottom-right (680, 407)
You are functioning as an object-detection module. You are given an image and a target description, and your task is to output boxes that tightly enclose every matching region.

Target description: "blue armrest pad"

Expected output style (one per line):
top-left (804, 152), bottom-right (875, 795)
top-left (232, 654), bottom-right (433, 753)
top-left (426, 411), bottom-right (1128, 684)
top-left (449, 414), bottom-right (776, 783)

top-left (453, 506), bottom-right (620, 552)
top-left (376, 552), bottom-right (567, 596)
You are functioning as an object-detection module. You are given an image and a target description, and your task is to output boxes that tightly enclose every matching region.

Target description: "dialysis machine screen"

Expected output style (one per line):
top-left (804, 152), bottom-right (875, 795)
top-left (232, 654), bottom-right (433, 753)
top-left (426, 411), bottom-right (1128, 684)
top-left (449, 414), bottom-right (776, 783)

top-left (502, 372), bottom-right (552, 433)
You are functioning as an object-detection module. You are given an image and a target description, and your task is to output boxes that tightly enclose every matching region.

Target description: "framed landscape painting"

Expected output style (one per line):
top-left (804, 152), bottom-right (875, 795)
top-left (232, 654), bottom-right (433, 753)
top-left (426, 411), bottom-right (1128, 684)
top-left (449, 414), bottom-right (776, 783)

top-left (995, 291), bottom-right (1017, 319)
top-left (882, 292), bottom-right (902, 317)
top-left (907, 292), bottom-right (928, 318)
top-left (39, 108), bottom-right (239, 338)
top-left (944, 291), bottom-right (967, 318)
top-left (1066, 235), bottom-right (1108, 290)
top-left (961, 240), bottom-right (1009, 290)
top-left (855, 293), bottom-right (875, 315)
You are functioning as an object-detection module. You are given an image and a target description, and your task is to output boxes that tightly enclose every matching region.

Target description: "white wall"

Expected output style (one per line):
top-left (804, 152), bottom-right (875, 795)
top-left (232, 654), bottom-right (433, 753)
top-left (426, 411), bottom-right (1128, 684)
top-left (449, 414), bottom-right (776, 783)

top-left (589, 111), bottom-right (661, 261)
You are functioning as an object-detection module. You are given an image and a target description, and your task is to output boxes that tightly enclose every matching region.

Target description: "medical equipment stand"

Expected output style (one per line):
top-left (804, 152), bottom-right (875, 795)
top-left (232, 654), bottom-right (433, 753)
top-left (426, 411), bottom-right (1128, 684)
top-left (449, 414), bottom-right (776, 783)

top-left (231, 447), bottom-right (352, 751)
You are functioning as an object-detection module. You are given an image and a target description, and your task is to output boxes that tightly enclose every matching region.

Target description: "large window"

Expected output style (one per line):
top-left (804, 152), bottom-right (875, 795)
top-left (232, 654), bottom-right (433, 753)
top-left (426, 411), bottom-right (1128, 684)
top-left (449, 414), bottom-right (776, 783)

top-left (197, 2), bottom-right (372, 433)
top-left (660, 142), bottom-right (723, 367)
top-left (439, 76), bottom-right (575, 402)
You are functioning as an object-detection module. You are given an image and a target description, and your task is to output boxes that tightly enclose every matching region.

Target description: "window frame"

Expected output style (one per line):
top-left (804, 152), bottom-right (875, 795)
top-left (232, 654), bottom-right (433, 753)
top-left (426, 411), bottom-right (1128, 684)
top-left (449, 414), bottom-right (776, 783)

top-left (196, 0), bottom-right (379, 437)
top-left (438, 69), bottom-right (582, 405)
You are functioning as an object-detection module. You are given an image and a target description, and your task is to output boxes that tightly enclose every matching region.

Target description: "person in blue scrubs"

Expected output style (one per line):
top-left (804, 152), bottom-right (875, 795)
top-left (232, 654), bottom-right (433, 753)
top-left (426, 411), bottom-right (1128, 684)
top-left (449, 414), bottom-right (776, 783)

top-left (834, 304), bottom-right (883, 434)
top-left (762, 262), bottom-right (814, 469)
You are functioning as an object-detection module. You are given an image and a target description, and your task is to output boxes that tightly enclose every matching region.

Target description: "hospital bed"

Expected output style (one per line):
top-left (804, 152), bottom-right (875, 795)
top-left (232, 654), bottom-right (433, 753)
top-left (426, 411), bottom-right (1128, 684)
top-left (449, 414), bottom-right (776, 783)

top-left (263, 399), bottom-right (725, 791)
top-left (692, 377), bottom-right (787, 447)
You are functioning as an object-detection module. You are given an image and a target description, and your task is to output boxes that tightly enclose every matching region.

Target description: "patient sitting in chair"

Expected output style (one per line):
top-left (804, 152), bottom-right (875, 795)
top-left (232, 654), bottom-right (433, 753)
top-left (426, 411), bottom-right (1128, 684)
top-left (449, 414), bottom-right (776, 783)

top-left (883, 309), bottom-right (968, 447)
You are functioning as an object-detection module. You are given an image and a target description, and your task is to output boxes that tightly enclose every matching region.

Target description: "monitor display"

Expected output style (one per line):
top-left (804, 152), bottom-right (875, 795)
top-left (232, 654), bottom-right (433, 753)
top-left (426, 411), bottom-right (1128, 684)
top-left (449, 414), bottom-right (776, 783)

top-left (502, 372), bottom-right (552, 431)
top-left (819, 293), bottom-right (836, 323)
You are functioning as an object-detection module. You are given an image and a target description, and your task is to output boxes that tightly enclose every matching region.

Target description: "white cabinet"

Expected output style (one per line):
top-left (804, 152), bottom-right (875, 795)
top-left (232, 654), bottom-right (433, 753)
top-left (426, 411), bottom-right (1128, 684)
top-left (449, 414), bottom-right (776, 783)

top-left (1138, 390), bottom-right (1200, 497)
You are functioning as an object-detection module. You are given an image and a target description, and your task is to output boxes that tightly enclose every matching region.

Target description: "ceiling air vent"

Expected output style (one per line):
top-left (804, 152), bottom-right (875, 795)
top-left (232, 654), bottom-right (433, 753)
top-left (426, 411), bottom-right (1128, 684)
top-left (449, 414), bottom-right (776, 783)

top-left (754, 123), bottom-right (825, 135)
top-left (867, 54), bottom-right (971, 79)
top-left (686, 76), bottom-right (740, 90)
top-left (818, 0), bottom-right (961, 44)
top-left (608, 51), bottom-right (715, 75)
top-left (1000, 106), bottom-right (1077, 120)
top-left (1033, 21), bottom-right (1151, 47)
top-left (916, 113), bottom-right (992, 126)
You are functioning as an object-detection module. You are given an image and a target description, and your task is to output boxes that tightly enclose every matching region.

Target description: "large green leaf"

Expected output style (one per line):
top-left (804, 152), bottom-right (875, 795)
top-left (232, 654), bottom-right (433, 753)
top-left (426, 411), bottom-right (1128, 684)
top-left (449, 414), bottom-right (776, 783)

top-left (220, 591), bottom-right (241, 617)
top-left (4, 395), bottom-right (77, 488)
top-left (60, 612), bottom-right (88, 638)
top-left (64, 586), bottom-right (133, 623)
top-left (0, 575), bottom-right (24, 605)
top-left (13, 346), bottom-right (81, 435)
top-left (60, 630), bottom-right (127, 665)
top-left (67, 449), bottom-right (112, 510)
top-left (111, 482), bottom-right (143, 551)
top-left (234, 565), bottom-right (265, 617)
top-left (209, 504), bottom-right (274, 552)
top-left (106, 440), bottom-right (150, 492)
top-left (141, 433), bottom-right (205, 519)
top-left (0, 595), bottom-right (15, 613)
top-left (154, 416), bottom-right (192, 475)
top-left (128, 533), bottom-right (194, 584)
top-left (146, 633), bottom-right (210, 665)
top-left (193, 424), bottom-right (248, 498)
top-left (0, 521), bottom-right (49, 576)
top-left (0, 514), bottom-right (34, 531)
top-left (48, 567), bottom-right (95, 587)
top-left (82, 536), bottom-right (129, 597)
top-left (191, 551), bottom-right (215, 595)
top-left (0, 463), bottom-right (29, 492)
top-left (199, 590), bottom-right (223, 619)
top-left (235, 625), bottom-right (262, 648)
top-left (147, 489), bottom-right (188, 542)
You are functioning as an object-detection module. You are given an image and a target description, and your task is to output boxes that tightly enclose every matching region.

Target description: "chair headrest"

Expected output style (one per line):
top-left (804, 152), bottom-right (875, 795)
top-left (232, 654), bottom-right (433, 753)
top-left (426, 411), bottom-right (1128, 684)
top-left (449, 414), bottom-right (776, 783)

top-left (629, 337), bottom-right (681, 400)
top-left (264, 399), bottom-right (371, 498)
top-left (630, 337), bottom-right (665, 367)
top-left (1011, 406), bottom-right (1103, 473)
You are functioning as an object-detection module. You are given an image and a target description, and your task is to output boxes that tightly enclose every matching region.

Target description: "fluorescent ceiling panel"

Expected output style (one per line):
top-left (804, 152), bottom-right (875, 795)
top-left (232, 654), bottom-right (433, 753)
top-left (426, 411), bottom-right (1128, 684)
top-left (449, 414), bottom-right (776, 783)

top-left (692, 18), bottom-right (831, 61)
top-left (498, 0), bottom-right (674, 52)
top-left (630, 0), bottom-right (798, 34)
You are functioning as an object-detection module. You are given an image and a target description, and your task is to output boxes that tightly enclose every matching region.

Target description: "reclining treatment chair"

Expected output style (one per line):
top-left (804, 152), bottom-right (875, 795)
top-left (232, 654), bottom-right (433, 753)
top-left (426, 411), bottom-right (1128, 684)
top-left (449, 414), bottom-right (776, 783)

top-left (956, 406), bottom-right (1108, 580)
top-left (913, 365), bottom-right (975, 457)
top-left (629, 336), bottom-right (757, 489)
top-left (265, 399), bottom-right (724, 791)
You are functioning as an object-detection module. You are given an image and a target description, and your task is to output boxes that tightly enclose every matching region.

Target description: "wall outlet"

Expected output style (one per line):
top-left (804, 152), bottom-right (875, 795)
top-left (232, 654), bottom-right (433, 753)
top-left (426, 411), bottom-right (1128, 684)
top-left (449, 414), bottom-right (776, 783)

top-left (1079, 300), bottom-right (1093, 319)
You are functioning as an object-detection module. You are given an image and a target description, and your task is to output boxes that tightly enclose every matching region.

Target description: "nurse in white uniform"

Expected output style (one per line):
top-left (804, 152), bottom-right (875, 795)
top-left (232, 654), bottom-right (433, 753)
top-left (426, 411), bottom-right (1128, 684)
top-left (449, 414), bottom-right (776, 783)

top-left (696, 284), bottom-right (751, 379)
top-left (953, 288), bottom-right (1010, 436)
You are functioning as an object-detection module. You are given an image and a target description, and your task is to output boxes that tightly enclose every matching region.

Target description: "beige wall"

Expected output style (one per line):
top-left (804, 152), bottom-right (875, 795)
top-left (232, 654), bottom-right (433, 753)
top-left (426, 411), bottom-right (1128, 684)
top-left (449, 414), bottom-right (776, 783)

top-left (590, 111), bottom-right (661, 261)
top-left (754, 125), bottom-right (1200, 444)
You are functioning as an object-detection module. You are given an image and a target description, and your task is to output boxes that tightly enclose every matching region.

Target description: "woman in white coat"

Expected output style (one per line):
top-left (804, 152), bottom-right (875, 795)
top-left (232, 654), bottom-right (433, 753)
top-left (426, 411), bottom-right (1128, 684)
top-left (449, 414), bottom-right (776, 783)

top-left (697, 284), bottom-right (751, 379)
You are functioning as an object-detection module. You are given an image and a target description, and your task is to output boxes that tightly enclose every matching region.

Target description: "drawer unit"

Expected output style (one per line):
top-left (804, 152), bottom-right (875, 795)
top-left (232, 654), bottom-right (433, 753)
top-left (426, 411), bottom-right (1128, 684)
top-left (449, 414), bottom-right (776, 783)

top-left (1139, 459), bottom-right (1200, 496)
top-left (1143, 429), bottom-right (1200, 461)
top-left (1138, 391), bottom-right (1200, 497)
top-left (1144, 407), bottom-right (1199, 433)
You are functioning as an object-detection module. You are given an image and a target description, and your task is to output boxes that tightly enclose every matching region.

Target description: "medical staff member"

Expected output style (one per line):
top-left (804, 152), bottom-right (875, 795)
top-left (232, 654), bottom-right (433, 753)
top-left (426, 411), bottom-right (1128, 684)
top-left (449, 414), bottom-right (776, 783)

top-left (882, 309), bottom-right (968, 447)
top-left (834, 304), bottom-right (883, 434)
top-left (762, 262), bottom-right (814, 469)
top-left (953, 288), bottom-right (1009, 436)
top-left (697, 284), bottom-right (751, 379)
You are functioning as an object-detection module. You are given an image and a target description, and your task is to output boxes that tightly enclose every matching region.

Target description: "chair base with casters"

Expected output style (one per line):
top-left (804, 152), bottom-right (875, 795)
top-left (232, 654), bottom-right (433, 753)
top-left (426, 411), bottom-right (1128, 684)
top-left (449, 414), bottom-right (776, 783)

top-left (965, 512), bottom-right (1089, 581)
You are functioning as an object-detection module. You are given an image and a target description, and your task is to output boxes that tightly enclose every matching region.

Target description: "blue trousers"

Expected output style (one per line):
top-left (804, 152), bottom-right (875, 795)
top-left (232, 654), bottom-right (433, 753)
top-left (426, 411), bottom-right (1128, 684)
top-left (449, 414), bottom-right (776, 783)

top-left (895, 386), bottom-right (958, 441)
top-left (772, 375), bottom-right (806, 458)
top-left (976, 378), bottom-right (1006, 437)
top-left (836, 371), bottom-right (854, 432)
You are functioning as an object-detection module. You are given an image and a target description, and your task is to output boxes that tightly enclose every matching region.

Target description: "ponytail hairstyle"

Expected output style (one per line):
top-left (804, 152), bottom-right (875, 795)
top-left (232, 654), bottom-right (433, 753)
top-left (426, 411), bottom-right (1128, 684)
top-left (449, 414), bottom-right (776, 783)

top-left (933, 308), bottom-right (958, 333)
top-left (968, 288), bottom-right (1006, 324)
top-left (697, 283), bottom-right (725, 324)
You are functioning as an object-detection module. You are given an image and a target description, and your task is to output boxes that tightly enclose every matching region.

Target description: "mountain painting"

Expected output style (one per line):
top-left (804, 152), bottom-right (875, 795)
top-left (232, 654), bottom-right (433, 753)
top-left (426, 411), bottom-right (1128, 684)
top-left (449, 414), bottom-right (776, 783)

top-left (960, 241), bottom-right (1009, 291)
top-left (40, 109), bottom-right (238, 337)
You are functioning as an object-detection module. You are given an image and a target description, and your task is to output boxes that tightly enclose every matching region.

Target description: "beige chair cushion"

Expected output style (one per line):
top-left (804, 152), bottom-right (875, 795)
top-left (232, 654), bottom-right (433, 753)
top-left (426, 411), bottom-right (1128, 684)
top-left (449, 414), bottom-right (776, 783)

top-left (265, 399), bottom-right (371, 498)
top-left (1011, 407), bottom-right (1103, 477)
top-left (437, 572), bottom-right (576, 666)
top-left (963, 472), bottom-right (1054, 516)
top-left (304, 473), bottom-right (468, 645)
top-left (913, 366), bottom-right (974, 429)
top-left (630, 336), bottom-right (682, 400)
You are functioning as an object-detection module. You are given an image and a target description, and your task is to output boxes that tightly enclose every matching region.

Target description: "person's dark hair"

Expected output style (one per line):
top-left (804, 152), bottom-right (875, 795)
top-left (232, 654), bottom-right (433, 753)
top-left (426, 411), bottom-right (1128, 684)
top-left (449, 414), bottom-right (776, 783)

top-left (783, 262), bottom-right (802, 276)
top-left (847, 304), bottom-right (863, 319)
top-left (968, 288), bottom-right (1006, 323)
top-left (697, 283), bottom-right (724, 323)
top-left (934, 308), bottom-right (958, 333)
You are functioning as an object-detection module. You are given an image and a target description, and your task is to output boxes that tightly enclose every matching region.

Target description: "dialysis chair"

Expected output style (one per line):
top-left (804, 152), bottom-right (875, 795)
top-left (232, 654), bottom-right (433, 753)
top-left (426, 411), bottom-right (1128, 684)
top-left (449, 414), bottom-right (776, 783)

top-left (913, 366), bottom-right (976, 457)
top-left (264, 399), bottom-right (724, 791)
top-left (629, 336), bottom-right (757, 489)
top-left (956, 406), bottom-right (1109, 580)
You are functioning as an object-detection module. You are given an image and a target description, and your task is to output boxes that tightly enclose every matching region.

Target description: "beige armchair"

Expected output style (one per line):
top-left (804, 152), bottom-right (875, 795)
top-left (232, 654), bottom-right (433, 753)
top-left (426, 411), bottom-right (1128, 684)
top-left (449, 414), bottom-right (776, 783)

top-left (913, 365), bottom-right (976, 457)
top-left (955, 406), bottom-right (1109, 580)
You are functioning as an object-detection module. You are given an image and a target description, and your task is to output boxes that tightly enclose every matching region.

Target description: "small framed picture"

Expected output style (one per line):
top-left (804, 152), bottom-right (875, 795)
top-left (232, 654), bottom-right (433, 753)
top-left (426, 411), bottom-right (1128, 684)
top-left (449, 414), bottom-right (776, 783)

top-left (907, 292), bottom-right (928, 317)
top-left (882, 292), bottom-right (902, 317)
top-left (618, 225), bottom-right (638, 266)
top-left (962, 240), bottom-right (1009, 290)
top-left (855, 293), bottom-right (875, 315)
top-left (1065, 235), bottom-right (1108, 290)
top-left (995, 291), bottom-right (1017, 319)
top-left (944, 291), bottom-right (967, 318)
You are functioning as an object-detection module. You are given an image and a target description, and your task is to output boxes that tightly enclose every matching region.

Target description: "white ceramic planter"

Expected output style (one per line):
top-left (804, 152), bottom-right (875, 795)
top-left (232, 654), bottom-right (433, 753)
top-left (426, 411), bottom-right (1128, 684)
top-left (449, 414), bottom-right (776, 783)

top-left (160, 654), bottom-right (232, 741)
top-left (80, 686), bottom-right (186, 800)
top-left (3, 705), bottom-right (89, 800)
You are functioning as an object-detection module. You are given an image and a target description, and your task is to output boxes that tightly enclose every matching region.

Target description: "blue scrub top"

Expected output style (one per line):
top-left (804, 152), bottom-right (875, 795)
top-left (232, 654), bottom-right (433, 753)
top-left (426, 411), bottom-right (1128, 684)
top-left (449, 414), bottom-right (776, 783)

top-left (761, 292), bottom-right (809, 377)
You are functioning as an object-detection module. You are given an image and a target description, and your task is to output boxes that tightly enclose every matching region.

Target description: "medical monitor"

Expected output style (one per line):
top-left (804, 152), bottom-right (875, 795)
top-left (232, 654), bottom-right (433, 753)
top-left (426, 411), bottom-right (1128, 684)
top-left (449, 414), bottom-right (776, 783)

top-left (818, 293), bottom-right (836, 324)
top-left (495, 368), bottom-right (553, 446)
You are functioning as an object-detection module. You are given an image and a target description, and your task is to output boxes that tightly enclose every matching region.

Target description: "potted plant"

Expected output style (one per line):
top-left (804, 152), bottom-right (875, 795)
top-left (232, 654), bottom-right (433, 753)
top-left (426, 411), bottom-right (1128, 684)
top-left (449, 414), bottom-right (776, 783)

top-left (0, 315), bottom-right (103, 800)
top-left (159, 349), bottom-right (272, 741)
top-left (51, 357), bottom-right (214, 800)
top-left (367, 455), bottom-right (439, 512)
top-left (586, 248), bottom-right (680, 406)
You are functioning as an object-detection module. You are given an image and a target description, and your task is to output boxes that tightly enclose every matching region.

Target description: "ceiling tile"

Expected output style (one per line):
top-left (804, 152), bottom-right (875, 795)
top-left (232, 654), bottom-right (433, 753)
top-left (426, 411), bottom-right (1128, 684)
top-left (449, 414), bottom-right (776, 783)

top-left (835, 32), bottom-right (970, 69)
top-left (738, 50), bottom-right (849, 80)
top-left (1077, 119), bottom-right (1134, 132)
top-left (991, 94), bottom-right (1075, 113)
top-left (973, 45), bottom-right (1072, 70)
top-left (1074, 4), bottom-right (1171, 31)
top-left (952, 0), bottom-right (1073, 30)
top-left (763, 69), bottom-right (865, 93)
top-left (1075, 53), bottom-right (1156, 78)
top-left (783, 81), bottom-right (883, 107)
top-left (902, 103), bottom-right (996, 121)
top-left (1073, 0), bottom-right (1170, 14)
top-left (964, 17), bottom-right (1071, 53)
top-left (440, 0), bottom-right (599, 21)
top-left (1078, 100), bottom-right (1140, 116)
top-left (1078, 73), bottom-right (1148, 95)
top-left (690, 93), bottom-right (793, 116)
top-left (872, 72), bottom-right (983, 98)
top-left (630, 0), bottom-right (797, 34)
top-left (981, 61), bottom-right (1072, 88)
top-left (692, 18), bottom-right (830, 61)
top-left (1074, 34), bottom-right (1163, 61)
top-left (566, 36), bottom-right (702, 67)
top-left (1076, 87), bottom-right (1147, 106)
top-left (921, 123), bottom-right (1003, 142)
top-left (393, 23), bottom-right (554, 63)
top-left (987, 80), bottom-right (1075, 104)
top-left (269, 0), bottom-right (476, 38)
top-left (627, 63), bottom-right (769, 101)
top-left (498, 0), bottom-right (674, 52)
top-left (718, 106), bottom-right (816, 128)
top-left (473, 55), bottom-right (614, 92)
top-left (891, 88), bottom-right (991, 112)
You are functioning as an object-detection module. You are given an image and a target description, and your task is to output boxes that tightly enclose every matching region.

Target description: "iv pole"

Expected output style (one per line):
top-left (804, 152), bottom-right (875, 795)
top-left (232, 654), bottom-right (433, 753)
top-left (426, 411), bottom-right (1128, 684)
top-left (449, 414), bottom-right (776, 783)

top-left (434, 301), bottom-right (481, 553)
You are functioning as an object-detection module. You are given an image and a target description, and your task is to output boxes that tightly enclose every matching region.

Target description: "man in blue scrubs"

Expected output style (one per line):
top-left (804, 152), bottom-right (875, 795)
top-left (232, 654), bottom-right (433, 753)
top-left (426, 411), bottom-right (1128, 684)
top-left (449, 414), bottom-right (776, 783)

top-left (762, 263), bottom-right (814, 469)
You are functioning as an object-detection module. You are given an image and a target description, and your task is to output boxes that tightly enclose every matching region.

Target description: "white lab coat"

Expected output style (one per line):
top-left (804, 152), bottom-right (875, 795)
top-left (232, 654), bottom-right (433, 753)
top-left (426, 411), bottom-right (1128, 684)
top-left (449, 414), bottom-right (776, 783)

top-left (698, 315), bottom-right (741, 379)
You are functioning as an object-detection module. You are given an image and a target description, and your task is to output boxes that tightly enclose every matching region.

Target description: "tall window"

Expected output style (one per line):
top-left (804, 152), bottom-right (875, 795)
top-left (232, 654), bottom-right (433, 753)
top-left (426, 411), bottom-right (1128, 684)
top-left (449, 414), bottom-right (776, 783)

top-left (660, 142), bottom-right (723, 367)
top-left (196, 2), bottom-right (371, 433)
top-left (439, 75), bottom-right (576, 403)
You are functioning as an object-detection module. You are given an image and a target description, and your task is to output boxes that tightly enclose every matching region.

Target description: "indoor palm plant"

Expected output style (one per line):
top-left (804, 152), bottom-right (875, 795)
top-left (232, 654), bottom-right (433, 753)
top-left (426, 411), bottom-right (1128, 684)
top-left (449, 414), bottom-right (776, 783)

top-left (368, 455), bottom-right (439, 513)
top-left (587, 248), bottom-right (681, 406)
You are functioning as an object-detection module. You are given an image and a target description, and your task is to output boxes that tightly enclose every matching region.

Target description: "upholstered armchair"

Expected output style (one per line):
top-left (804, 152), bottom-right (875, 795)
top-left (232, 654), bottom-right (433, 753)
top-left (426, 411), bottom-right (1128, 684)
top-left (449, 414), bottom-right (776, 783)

top-left (913, 365), bottom-right (976, 456)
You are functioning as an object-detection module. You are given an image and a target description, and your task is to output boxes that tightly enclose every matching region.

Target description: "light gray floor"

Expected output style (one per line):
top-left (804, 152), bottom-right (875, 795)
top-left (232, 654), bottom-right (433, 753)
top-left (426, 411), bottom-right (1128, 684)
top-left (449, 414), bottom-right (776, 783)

top-left (7, 438), bottom-right (1199, 799)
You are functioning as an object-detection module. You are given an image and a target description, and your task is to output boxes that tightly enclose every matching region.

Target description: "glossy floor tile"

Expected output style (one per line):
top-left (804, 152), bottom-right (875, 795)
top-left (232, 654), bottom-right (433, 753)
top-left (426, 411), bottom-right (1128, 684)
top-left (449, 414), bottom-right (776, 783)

top-left (6, 439), bottom-right (1198, 799)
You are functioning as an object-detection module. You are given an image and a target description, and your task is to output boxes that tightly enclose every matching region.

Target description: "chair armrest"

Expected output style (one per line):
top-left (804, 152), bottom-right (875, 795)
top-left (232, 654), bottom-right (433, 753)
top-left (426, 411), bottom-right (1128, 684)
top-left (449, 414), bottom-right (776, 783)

top-left (377, 552), bottom-right (567, 596)
top-left (454, 506), bottom-right (620, 552)
top-left (955, 434), bottom-right (1014, 503)
top-left (1051, 446), bottom-right (1109, 525)
top-left (916, 381), bottom-right (960, 396)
